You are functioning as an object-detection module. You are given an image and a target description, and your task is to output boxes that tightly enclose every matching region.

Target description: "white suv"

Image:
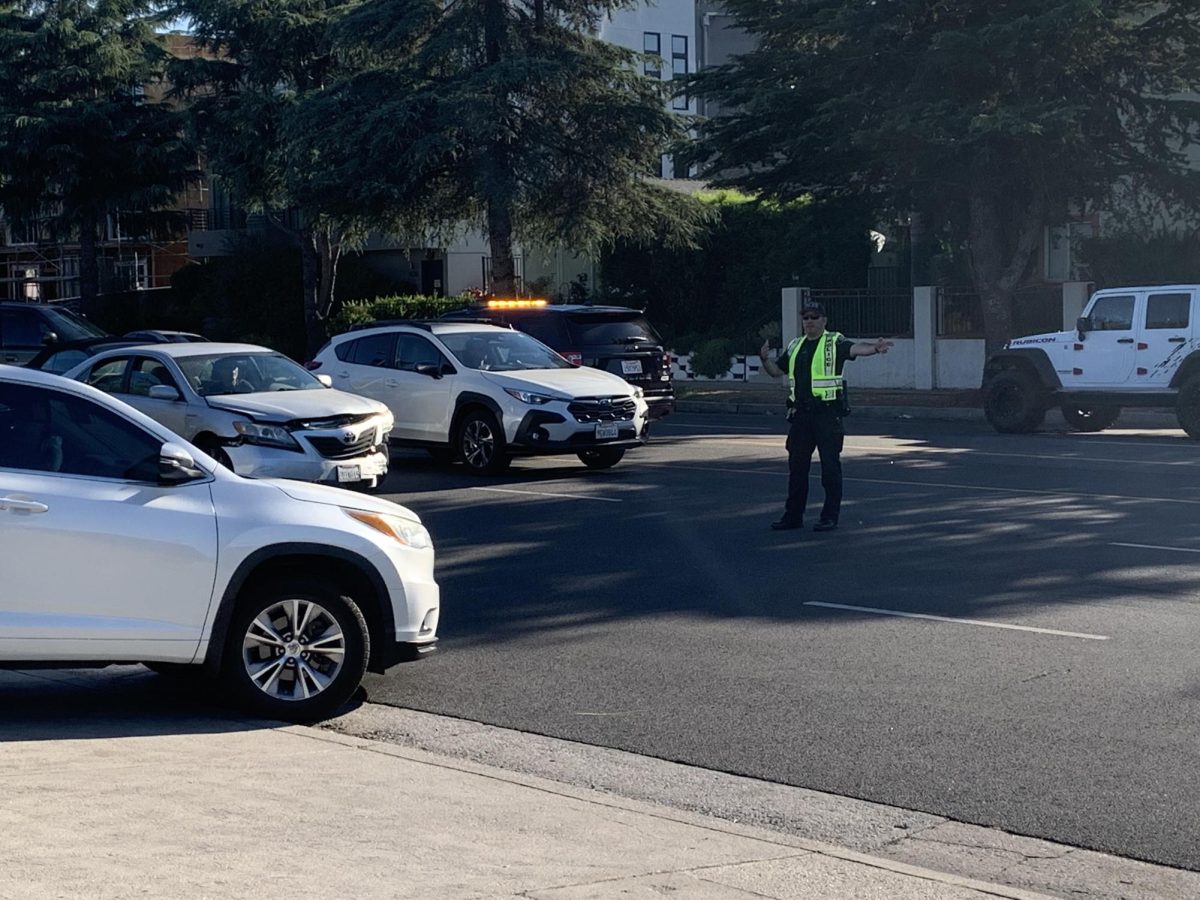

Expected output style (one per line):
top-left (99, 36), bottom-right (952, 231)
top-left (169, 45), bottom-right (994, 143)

top-left (983, 284), bottom-right (1200, 437)
top-left (310, 322), bottom-right (650, 473)
top-left (0, 365), bottom-right (438, 721)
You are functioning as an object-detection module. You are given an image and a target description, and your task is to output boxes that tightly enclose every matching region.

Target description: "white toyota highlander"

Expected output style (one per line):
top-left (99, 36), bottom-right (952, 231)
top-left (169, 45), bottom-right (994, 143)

top-left (0, 365), bottom-right (438, 721)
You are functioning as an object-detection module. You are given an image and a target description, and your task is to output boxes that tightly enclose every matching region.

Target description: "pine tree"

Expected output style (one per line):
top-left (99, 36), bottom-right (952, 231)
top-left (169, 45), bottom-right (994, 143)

top-left (688, 0), bottom-right (1200, 355)
top-left (0, 0), bottom-right (196, 313)
top-left (301, 0), bottom-right (706, 296)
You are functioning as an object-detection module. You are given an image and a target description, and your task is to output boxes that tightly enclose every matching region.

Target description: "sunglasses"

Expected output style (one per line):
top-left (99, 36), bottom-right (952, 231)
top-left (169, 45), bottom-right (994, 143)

top-left (801, 314), bottom-right (824, 321)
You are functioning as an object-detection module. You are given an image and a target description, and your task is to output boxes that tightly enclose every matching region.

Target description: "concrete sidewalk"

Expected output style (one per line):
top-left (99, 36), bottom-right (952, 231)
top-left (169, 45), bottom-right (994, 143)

top-left (0, 669), bottom-right (1042, 900)
top-left (4, 668), bottom-right (1200, 898)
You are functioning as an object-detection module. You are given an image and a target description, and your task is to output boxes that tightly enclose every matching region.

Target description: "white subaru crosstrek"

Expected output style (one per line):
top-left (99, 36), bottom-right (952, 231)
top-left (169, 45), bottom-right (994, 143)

top-left (309, 322), bottom-right (650, 473)
top-left (0, 365), bottom-right (438, 721)
top-left (63, 343), bottom-right (393, 489)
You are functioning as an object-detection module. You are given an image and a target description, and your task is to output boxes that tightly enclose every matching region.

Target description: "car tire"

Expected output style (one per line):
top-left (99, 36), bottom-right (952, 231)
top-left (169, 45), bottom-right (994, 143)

top-left (457, 409), bottom-right (511, 474)
top-left (222, 578), bottom-right (369, 723)
top-left (1061, 404), bottom-right (1120, 432)
top-left (196, 435), bottom-right (233, 470)
top-left (1177, 376), bottom-right (1200, 439)
top-left (577, 447), bottom-right (626, 469)
top-left (983, 369), bottom-right (1046, 434)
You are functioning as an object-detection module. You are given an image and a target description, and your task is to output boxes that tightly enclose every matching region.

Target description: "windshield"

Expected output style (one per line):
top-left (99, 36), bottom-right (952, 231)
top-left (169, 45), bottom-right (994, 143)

top-left (176, 352), bottom-right (325, 397)
top-left (567, 314), bottom-right (662, 346)
top-left (45, 308), bottom-right (107, 341)
top-left (439, 330), bottom-right (572, 371)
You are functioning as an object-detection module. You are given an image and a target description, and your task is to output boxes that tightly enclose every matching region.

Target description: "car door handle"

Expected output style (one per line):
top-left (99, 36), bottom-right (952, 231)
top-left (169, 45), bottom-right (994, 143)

top-left (1169, 337), bottom-right (1187, 343)
top-left (1117, 338), bottom-right (1134, 343)
top-left (0, 495), bottom-right (49, 514)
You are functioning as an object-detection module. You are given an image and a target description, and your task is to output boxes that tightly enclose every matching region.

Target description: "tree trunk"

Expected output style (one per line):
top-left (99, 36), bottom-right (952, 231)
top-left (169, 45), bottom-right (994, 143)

top-left (967, 192), bottom-right (1045, 359)
top-left (78, 215), bottom-right (100, 318)
top-left (300, 229), bottom-right (324, 356)
top-left (487, 201), bottom-right (517, 296)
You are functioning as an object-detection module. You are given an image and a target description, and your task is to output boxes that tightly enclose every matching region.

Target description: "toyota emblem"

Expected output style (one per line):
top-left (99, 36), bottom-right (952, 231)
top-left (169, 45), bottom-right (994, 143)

top-left (341, 430), bottom-right (356, 444)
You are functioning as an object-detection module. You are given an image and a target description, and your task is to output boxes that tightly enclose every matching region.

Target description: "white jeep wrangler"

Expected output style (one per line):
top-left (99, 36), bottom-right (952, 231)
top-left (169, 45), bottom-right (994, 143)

top-left (982, 285), bottom-right (1200, 437)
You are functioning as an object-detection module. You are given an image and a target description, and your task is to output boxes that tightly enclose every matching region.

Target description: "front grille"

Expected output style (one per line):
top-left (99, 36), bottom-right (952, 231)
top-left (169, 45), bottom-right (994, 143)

top-left (568, 397), bottom-right (637, 423)
top-left (307, 427), bottom-right (378, 459)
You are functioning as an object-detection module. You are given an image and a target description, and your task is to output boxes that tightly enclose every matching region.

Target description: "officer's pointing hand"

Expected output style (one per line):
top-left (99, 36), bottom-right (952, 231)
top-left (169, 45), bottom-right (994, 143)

top-left (875, 339), bottom-right (894, 354)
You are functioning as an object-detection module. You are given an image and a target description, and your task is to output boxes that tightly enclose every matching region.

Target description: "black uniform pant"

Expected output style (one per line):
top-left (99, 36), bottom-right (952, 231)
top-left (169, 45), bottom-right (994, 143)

top-left (783, 409), bottom-right (844, 523)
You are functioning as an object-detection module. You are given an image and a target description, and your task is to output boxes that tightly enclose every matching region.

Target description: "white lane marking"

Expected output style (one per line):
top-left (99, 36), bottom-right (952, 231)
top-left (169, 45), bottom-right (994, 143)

top-left (1110, 542), bottom-right (1200, 554)
top-left (803, 601), bottom-right (1110, 641)
top-left (470, 486), bottom-right (622, 503)
top-left (645, 463), bottom-right (1200, 507)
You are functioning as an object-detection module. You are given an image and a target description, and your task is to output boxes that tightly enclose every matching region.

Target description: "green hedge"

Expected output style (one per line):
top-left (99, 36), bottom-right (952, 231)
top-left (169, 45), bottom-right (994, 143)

top-left (328, 294), bottom-right (470, 335)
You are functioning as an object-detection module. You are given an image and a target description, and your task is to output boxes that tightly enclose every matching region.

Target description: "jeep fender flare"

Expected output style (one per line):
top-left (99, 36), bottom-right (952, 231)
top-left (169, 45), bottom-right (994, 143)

top-left (1168, 350), bottom-right (1200, 389)
top-left (983, 349), bottom-right (1061, 390)
top-left (202, 543), bottom-right (395, 676)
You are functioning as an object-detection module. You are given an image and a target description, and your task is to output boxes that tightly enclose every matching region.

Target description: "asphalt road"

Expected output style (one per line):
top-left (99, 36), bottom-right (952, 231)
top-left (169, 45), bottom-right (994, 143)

top-left (364, 412), bottom-right (1200, 872)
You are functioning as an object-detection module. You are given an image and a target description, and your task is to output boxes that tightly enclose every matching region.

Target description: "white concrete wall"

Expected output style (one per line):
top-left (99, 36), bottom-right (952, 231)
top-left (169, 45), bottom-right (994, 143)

top-left (935, 339), bottom-right (986, 389)
top-left (841, 338), bottom-right (915, 389)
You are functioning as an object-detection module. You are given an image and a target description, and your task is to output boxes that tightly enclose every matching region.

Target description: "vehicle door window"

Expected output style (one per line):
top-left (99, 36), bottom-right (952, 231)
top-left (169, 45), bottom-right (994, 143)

top-left (1089, 296), bottom-right (1134, 331)
top-left (40, 349), bottom-right (90, 375)
top-left (394, 335), bottom-right (445, 371)
top-left (129, 356), bottom-right (179, 396)
top-left (1145, 293), bottom-right (1191, 330)
top-left (84, 357), bottom-right (130, 393)
top-left (339, 334), bottom-right (396, 367)
top-left (0, 309), bottom-right (48, 349)
top-left (0, 382), bottom-right (162, 480)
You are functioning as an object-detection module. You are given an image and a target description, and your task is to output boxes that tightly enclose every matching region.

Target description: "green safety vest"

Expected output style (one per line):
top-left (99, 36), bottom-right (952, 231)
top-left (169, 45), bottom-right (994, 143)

top-left (787, 331), bottom-right (844, 403)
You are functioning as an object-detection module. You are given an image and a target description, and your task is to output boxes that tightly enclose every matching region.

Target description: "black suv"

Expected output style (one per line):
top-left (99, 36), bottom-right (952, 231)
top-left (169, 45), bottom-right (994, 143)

top-left (442, 303), bottom-right (675, 419)
top-left (0, 302), bottom-right (109, 366)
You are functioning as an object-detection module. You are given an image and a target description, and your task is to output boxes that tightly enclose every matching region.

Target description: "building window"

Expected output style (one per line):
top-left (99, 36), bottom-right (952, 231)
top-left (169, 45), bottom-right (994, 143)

top-left (643, 32), bottom-right (661, 79)
top-left (671, 35), bottom-right (688, 110)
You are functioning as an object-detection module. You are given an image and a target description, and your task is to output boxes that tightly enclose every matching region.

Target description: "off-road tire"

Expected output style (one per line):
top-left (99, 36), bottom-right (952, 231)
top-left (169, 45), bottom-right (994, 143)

top-left (983, 369), bottom-right (1047, 434)
top-left (1061, 405), bottom-right (1120, 433)
top-left (1177, 377), bottom-right (1200, 440)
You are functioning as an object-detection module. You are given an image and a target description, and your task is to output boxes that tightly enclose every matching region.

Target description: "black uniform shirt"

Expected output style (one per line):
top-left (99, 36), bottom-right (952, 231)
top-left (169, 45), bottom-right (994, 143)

top-left (775, 332), bottom-right (855, 411)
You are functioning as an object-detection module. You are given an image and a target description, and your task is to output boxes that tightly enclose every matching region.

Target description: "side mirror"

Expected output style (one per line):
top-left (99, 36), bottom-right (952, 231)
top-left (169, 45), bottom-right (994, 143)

top-left (159, 442), bottom-right (205, 483)
top-left (41, 331), bottom-right (59, 347)
top-left (316, 374), bottom-right (333, 387)
top-left (1076, 316), bottom-right (1092, 338)
top-left (415, 363), bottom-right (443, 379)
top-left (148, 384), bottom-right (181, 401)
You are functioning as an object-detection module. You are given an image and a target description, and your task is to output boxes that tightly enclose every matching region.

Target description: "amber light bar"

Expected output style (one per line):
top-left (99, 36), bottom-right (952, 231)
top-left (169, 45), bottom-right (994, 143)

top-left (486, 299), bottom-right (548, 309)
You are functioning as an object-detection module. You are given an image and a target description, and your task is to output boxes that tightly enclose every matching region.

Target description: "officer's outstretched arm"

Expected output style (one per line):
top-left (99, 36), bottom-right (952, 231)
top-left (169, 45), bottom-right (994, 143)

top-left (759, 341), bottom-right (784, 377)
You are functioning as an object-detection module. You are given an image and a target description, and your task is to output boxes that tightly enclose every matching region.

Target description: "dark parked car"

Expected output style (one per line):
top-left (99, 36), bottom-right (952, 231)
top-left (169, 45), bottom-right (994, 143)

top-left (123, 329), bottom-right (210, 343)
top-left (442, 302), bottom-right (675, 419)
top-left (0, 302), bottom-right (108, 366)
top-left (24, 337), bottom-right (147, 374)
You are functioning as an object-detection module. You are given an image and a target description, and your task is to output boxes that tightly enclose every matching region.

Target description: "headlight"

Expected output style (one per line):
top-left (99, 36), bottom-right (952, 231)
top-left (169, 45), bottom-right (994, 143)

top-left (504, 388), bottom-right (557, 405)
top-left (233, 420), bottom-right (301, 450)
top-left (344, 510), bottom-right (432, 550)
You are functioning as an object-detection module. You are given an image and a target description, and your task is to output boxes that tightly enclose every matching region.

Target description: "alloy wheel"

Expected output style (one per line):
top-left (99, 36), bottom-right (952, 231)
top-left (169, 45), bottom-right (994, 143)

top-left (241, 598), bottom-right (346, 702)
top-left (462, 419), bottom-right (495, 469)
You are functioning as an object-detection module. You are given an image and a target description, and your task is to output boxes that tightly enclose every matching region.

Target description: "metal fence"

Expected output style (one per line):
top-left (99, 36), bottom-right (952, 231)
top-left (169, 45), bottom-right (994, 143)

top-left (937, 286), bottom-right (1063, 338)
top-left (807, 288), bottom-right (914, 338)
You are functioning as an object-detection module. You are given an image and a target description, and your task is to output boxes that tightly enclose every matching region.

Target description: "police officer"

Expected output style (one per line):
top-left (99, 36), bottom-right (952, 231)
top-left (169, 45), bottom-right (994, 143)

top-left (759, 302), bottom-right (892, 532)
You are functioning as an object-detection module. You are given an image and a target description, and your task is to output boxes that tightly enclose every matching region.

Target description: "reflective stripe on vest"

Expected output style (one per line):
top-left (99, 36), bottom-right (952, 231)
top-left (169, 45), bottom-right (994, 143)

top-left (787, 331), bottom-right (844, 403)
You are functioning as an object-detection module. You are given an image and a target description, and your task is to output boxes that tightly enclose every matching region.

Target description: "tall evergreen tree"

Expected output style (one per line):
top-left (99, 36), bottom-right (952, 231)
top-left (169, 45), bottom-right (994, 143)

top-left (304, 0), bottom-right (706, 296)
top-left (0, 0), bottom-right (196, 313)
top-left (688, 1), bottom-right (1200, 354)
top-left (172, 0), bottom-right (387, 352)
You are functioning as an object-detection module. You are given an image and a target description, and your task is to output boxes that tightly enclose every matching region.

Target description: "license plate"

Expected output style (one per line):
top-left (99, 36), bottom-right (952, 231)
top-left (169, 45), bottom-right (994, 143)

top-left (621, 360), bottom-right (642, 375)
top-left (595, 424), bottom-right (619, 440)
top-left (336, 465), bottom-right (361, 483)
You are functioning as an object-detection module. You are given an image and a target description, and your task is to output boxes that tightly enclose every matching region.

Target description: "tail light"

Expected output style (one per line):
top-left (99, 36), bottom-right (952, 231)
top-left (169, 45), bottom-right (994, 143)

top-left (304, 360), bottom-right (322, 371)
top-left (562, 351), bottom-right (583, 366)
top-left (662, 352), bottom-right (672, 370)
